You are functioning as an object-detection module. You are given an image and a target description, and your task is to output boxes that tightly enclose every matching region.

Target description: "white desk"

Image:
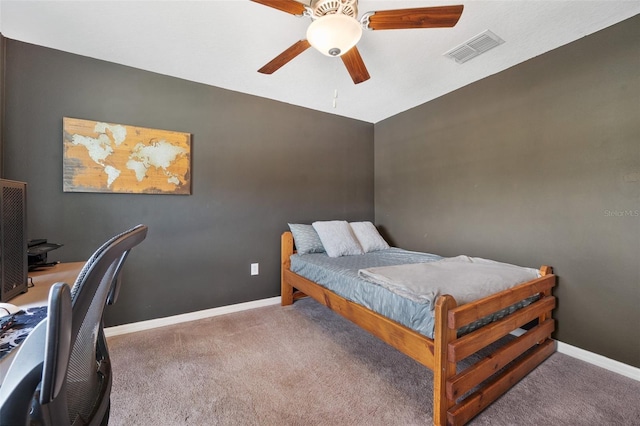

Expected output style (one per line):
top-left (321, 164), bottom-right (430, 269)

top-left (0, 262), bottom-right (84, 385)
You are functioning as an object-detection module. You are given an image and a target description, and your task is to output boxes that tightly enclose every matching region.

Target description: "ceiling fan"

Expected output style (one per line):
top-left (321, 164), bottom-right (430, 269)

top-left (251, 0), bottom-right (464, 84)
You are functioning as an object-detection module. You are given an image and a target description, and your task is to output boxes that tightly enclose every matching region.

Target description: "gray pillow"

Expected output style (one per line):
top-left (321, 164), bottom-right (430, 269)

top-left (312, 220), bottom-right (364, 257)
top-left (288, 223), bottom-right (325, 255)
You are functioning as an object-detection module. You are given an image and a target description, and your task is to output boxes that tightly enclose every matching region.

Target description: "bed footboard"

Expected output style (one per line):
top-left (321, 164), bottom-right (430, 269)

top-left (433, 269), bottom-right (556, 425)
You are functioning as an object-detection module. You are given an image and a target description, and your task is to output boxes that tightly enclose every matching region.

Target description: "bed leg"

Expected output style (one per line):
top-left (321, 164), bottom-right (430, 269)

top-left (281, 280), bottom-right (294, 306)
top-left (433, 295), bottom-right (457, 426)
top-left (281, 232), bottom-right (294, 306)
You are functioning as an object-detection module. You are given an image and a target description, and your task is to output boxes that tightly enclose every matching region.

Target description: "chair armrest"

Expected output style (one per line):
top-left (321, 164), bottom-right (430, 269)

top-left (41, 282), bottom-right (72, 404)
top-left (0, 320), bottom-right (46, 424)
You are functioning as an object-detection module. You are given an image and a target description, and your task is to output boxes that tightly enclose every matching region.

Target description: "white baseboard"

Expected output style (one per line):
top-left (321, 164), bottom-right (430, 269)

top-left (511, 328), bottom-right (639, 381)
top-left (556, 340), bottom-right (640, 381)
top-left (104, 296), bottom-right (281, 338)
top-left (105, 300), bottom-right (639, 382)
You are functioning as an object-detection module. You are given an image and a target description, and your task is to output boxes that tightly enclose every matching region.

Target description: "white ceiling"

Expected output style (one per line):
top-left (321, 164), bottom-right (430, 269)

top-left (1, 1), bottom-right (638, 123)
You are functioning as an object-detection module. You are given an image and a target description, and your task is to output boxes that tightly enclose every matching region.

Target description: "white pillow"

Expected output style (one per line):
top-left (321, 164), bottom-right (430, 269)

top-left (350, 221), bottom-right (390, 252)
top-left (312, 220), bottom-right (364, 258)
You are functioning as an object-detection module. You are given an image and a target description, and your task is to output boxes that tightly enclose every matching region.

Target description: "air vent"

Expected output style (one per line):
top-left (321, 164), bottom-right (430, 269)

top-left (444, 30), bottom-right (505, 64)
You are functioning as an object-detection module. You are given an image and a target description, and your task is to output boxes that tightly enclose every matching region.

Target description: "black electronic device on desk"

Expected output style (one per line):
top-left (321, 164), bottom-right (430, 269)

top-left (27, 239), bottom-right (63, 271)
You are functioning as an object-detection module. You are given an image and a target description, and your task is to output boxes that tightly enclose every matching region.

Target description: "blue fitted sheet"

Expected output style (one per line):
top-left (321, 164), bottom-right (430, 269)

top-left (290, 248), bottom-right (442, 338)
top-left (289, 249), bottom-right (539, 339)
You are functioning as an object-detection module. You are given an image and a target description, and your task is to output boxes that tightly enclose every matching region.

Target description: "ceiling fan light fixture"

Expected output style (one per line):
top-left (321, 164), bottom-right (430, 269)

top-left (306, 14), bottom-right (362, 57)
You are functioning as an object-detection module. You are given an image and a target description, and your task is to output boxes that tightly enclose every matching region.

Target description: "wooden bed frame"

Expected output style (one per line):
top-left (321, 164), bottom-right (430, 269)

top-left (281, 231), bottom-right (556, 426)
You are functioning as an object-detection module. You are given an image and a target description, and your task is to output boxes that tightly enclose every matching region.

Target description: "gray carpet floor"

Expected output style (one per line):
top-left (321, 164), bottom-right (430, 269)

top-left (107, 298), bottom-right (640, 425)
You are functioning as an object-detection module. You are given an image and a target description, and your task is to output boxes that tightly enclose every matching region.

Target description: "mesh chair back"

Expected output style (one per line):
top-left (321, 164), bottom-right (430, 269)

top-left (65, 224), bottom-right (147, 424)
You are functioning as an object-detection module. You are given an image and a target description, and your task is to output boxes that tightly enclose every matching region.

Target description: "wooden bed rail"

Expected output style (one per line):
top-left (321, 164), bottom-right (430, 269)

top-left (449, 294), bottom-right (555, 361)
top-left (447, 274), bottom-right (556, 330)
top-left (282, 266), bottom-right (437, 367)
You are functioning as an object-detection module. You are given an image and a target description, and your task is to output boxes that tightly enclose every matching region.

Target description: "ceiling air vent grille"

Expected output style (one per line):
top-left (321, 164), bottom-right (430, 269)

top-left (444, 30), bottom-right (505, 64)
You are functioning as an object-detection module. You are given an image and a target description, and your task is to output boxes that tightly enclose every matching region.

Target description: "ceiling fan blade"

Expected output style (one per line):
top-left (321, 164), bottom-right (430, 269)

top-left (366, 5), bottom-right (464, 30)
top-left (258, 40), bottom-right (311, 74)
top-left (341, 47), bottom-right (370, 85)
top-left (250, 0), bottom-right (306, 16)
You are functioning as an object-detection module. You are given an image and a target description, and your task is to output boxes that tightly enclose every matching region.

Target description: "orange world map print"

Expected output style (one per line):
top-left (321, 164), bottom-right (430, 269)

top-left (63, 118), bottom-right (191, 194)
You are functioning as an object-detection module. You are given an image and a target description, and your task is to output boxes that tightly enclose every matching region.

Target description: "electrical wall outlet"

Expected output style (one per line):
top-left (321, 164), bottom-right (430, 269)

top-left (251, 263), bottom-right (259, 276)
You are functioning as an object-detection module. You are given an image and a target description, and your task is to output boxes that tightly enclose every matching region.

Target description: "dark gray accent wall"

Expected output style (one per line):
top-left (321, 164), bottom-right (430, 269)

top-left (375, 16), bottom-right (640, 367)
top-left (3, 40), bottom-right (374, 326)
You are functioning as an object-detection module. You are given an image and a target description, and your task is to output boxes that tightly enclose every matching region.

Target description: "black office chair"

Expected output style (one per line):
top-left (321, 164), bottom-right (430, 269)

top-left (0, 224), bottom-right (148, 425)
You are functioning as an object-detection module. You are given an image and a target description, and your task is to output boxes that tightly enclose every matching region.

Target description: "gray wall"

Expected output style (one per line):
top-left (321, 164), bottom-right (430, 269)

top-left (375, 16), bottom-right (639, 367)
top-left (3, 40), bottom-right (374, 326)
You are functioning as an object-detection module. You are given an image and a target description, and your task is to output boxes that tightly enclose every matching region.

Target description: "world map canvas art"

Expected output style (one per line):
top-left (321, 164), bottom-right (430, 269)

top-left (63, 117), bottom-right (191, 194)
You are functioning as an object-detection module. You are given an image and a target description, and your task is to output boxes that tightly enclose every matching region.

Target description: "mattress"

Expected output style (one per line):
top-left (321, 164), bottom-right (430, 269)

top-left (289, 249), bottom-right (538, 339)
